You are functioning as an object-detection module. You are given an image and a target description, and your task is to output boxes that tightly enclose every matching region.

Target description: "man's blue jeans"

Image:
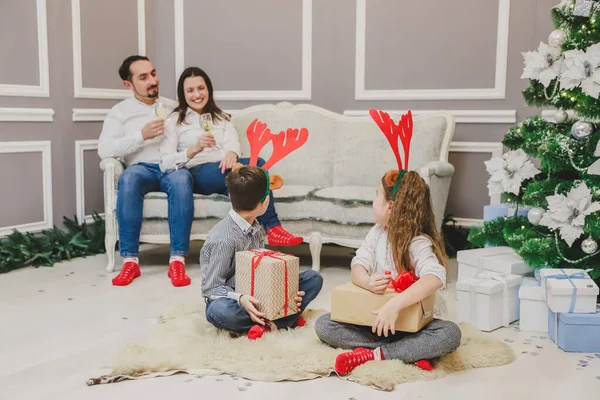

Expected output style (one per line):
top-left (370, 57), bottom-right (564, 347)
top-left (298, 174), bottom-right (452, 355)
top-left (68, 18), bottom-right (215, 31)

top-left (116, 163), bottom-right (194, 257)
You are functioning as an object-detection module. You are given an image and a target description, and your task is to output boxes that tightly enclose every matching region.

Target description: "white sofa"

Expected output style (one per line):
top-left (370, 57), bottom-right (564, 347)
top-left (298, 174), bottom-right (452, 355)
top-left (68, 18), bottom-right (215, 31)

top-left (101, 102), bottom-right (455, 272)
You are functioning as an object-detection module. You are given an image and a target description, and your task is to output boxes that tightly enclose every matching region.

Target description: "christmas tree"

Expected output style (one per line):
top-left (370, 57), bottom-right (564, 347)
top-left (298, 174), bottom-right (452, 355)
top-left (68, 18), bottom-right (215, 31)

top-left (469, 0), bottom-right (600, 279)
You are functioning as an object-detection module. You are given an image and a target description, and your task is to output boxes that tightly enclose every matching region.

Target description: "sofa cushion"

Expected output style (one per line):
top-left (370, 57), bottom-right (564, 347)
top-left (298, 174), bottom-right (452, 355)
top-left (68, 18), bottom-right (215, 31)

top-left (139, 184), bottom-right (375, 226)
top-left (332, 113), bottom-right (449, 186)
top-left (273, 185), bottom-right (315, 201)
top-left (312, 186), bottom-right (375, 206)
top-left (143, 192), bottom-right (229, 220)
top-left (140, 185), bottom-right (317, 220)
top-left (271, 199), bottom-right (374, 225)
top-left (231, 105), bottom-right (337, 187)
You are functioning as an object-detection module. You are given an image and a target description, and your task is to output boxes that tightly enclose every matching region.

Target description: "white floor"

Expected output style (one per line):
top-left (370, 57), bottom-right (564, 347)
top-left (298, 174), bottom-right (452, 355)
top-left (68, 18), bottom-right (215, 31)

top-left (1, 243), bottom-right (599, 400)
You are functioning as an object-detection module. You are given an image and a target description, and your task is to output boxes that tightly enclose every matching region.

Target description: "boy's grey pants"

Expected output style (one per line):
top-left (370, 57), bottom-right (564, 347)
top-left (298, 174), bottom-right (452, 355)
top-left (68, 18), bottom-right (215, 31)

top-left (315, 313), bottom-right (462, 363)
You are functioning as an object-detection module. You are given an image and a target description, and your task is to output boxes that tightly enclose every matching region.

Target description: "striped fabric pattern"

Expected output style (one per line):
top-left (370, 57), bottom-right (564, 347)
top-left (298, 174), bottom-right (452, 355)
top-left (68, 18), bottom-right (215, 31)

top-left (200, 210), bottom-right (264, 300)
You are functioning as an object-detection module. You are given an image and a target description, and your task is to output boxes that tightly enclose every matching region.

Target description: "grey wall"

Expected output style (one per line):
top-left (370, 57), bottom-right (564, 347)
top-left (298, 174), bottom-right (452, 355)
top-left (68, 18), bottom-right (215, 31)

top-left (0, 0), bottom-right (558, 234)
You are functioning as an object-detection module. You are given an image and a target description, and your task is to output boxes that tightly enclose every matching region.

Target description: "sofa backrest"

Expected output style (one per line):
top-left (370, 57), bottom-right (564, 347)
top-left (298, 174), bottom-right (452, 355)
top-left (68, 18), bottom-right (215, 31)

top-left (231, 102), bottom-right (337, 187)
top-left (231, 103), bottom-right (454, 188)
top-left (332, 112), bottom-right (453, 186)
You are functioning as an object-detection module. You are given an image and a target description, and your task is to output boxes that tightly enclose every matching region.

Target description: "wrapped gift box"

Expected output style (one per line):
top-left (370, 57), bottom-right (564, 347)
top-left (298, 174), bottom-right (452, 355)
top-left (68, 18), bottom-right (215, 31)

top-left (457, 273), bottom-right (523, 331)
top-left (457, 247), bottom-right (531, 282)
top-left (539, 268), bottom-right (599, 314)
top-left (330, 282), bottom-right (434, 333)
top-left (235, 249), bottom-right (299, 321)
top-left (483, 204), bottom-right (530, 221)
top-left (518, 278), bottom-right (548, 333)
top-left (548, 306), bottom-right (600, 352)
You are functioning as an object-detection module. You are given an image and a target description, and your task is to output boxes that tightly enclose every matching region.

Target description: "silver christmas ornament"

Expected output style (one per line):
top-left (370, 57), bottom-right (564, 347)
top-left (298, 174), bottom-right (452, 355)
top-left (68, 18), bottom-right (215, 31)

top-left (554, 109), bottom-right (569, 124)
top-left (574, 0), bottom-right (597, 17)
top-left (581, 236), bottom-right (598, 254)
top-left (527, 207), bottom-right (545, 226)
top-left (571, 120), bottom-right (594, 139)
top-left (548, 29), bottom-right (566, 48)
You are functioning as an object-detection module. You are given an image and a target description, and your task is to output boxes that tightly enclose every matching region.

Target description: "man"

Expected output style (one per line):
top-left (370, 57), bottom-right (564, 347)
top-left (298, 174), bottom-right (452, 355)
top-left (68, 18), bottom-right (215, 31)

top-left (98, 55), bottom-right (194, 287)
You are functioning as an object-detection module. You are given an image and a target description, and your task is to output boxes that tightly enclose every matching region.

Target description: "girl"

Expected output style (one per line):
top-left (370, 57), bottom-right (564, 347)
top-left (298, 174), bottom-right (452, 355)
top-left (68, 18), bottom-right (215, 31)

top-left (314, 170), bottom-right (462, 375)
top-left (160, 67), bottom-right (303, 246)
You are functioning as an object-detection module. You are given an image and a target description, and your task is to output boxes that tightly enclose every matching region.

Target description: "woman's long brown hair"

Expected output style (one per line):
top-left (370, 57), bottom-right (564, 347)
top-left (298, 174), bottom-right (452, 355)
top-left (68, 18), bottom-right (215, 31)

top-left (382, 170), bottom-right (447, 274)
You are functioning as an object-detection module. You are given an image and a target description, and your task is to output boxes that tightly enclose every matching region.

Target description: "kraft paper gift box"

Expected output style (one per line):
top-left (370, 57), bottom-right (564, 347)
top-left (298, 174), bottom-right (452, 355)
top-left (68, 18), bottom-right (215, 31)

top-left (457, 247), bottom-right (531, 282)
top-left (330, 282), bottom-right (434, 333)
top-left (539, 268), bottom-right (599, 314)
top-left (235, 249), bottom-right (299, 321)
top-left (548, 305), bottom-right (600, 353)
top-left (518, 278), bottom-right (548, 333)
top-left (456, 273), bottom-right (523, 332)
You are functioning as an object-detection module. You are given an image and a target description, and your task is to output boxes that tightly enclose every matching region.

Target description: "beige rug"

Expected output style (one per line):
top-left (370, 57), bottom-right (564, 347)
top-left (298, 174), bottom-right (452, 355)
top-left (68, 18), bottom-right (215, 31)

top-left (87, 302), bottom-right (515, 391)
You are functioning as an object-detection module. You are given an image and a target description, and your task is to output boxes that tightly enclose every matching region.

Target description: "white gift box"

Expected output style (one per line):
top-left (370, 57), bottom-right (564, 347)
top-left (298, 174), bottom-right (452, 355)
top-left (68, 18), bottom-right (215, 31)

top-left (457, 247), bottom-right (531, 282)
top-left (457, 273), bottom-right (523, 331)
top-left (540, 268), bottom-right (599, 314)
top-left (518, 278), bottom-right (548, 333)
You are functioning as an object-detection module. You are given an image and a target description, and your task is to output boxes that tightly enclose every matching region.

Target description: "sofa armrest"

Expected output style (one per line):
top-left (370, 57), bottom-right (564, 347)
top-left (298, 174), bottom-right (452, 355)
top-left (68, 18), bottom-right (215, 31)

top-left (418, 161), bottom-right (455, 178)
top-left (418, 161), bottom-right (454, 231)
top-left (100, 158), bottom-right (125, 178)
top-left (100, 159), bottom-right (124, 234)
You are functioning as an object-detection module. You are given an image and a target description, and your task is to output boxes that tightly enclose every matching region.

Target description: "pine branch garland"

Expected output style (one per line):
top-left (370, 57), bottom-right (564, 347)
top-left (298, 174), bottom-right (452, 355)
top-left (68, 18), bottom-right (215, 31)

top-left (0, 212), bottom-right (105, 274)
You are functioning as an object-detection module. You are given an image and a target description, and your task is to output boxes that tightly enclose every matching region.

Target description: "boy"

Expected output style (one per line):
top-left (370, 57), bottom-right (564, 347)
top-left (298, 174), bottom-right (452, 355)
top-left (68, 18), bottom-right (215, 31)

top-left (200, 165), bottom-right (323, 339)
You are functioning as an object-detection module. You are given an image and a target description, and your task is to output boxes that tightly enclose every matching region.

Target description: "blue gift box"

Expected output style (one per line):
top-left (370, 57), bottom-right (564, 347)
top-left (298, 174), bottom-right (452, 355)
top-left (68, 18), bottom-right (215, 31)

top-left (483, 204), bottom-right (530, 222)
top-left (548, 305), bottom-right (600, 352)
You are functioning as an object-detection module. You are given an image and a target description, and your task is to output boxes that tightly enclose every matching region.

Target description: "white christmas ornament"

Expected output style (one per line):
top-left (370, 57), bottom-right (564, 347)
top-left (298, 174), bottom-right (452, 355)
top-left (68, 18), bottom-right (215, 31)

top-left (539, 182), bottom-right (600, 247)
top-left (571, 120), bottom-right (594, 138)
top-left (560, 44), bottom-right (600, 98)
top-left (521, 42), bottom-right (564, 87)
top-left (484, 149), bottom-right (541, 196)
top-left (581, 236), bottom-right (598, 254)
top-left (548, 29), bottom-right (566, 48)
top-left (528, 207), bottom-right (545, 225)
top-left (555, 109), bottom-right (569, 123)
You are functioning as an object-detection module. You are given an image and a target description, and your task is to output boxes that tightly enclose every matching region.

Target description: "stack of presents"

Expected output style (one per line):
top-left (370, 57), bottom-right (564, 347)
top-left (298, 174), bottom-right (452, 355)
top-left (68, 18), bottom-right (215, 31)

top-left (233, 203), bottom-right (600, 352)
top-left (456, 204), bottom-right (600, 353)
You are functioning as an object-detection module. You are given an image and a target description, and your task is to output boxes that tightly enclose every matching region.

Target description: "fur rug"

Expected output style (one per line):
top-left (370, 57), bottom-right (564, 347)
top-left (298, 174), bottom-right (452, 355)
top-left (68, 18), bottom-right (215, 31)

top-left (87, 302), bottom-right (515, 391)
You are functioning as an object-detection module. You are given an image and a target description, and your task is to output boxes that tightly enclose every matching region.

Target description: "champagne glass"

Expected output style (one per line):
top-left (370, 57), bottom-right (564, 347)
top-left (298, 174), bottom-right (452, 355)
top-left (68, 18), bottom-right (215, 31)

top-left (200, 113), bottom-right (213, 132)
top-left (152, 99), bottom-right (167, 145)
top-left (155, 99), bottom-right (167, 120)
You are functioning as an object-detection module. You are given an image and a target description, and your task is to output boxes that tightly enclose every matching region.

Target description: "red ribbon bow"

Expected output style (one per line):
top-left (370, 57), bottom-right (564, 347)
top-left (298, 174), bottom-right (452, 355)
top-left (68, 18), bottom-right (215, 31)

top-left (385, 271), bottom-right (419, 293)
top-left (249, 250), bottom-right (291, 317)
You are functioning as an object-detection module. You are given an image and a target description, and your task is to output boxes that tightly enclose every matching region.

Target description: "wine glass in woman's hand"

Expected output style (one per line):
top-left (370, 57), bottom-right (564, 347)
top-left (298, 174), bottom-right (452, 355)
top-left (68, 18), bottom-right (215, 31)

top-left (200, 113), bottom-right (214, 132)
top-left (193, 133), bottom-right (216, 153)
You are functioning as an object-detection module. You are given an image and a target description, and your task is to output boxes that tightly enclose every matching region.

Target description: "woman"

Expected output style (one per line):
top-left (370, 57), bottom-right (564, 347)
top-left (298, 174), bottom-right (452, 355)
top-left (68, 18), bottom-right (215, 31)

top-left (160, 67), bottom-right (303, 246)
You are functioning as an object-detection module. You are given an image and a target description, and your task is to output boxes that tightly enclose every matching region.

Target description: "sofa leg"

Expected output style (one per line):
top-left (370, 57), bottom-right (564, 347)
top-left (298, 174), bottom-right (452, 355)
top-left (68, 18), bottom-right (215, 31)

top-left (105, 232), bottom-right (117, 272)
top-left (309, 232), bottom-right (323, 272)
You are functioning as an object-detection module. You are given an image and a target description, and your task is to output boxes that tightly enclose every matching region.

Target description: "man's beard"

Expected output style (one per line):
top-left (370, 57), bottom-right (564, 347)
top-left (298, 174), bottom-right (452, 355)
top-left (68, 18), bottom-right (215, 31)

top-left (133, 83), bottom-right (159, 99)
top-left (147, 86), bottom-right (159, 98)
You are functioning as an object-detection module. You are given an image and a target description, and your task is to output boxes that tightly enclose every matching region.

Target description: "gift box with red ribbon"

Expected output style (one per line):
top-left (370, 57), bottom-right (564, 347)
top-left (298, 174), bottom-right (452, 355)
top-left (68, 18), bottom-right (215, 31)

top-left (330, 272), bottom-right (435, 333)
top-left (235, 249), bottom-right (300, 321)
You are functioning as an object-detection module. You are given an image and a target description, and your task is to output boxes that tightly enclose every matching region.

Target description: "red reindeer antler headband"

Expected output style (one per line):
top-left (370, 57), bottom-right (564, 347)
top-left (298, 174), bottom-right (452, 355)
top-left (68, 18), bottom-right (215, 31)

top-left (232, 119), bottom-right (309, 201)
top-left (369, 109), bottom-right (414, 197)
